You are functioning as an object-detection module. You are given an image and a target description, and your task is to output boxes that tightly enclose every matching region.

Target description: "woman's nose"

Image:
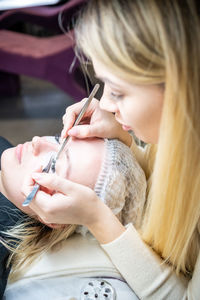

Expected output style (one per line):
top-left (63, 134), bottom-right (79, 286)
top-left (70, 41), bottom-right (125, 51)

top-left (100, 93), bottom-right (118, 113)
top-left (31, 136), bottom-right (55, 156)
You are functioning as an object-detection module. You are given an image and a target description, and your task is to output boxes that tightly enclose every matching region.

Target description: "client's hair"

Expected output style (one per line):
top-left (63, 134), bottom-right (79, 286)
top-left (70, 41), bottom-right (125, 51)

top-left (1, 139), bottom-right (146, 282)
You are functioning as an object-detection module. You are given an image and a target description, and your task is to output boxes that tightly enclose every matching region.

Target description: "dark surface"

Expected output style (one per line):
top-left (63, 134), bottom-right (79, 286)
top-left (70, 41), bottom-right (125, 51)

top-left (0, 75), bottom-right (75, 146)
top-left (0, 75), bottom-right (74, 119)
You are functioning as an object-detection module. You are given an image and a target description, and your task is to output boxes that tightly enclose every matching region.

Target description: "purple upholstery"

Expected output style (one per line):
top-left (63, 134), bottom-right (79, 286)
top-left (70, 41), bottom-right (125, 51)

top-left (0, 71), bottom-right (20, 97)
top-left (0, 0), bottom-right (87, 32)
top-left (0, 0), bottom-right (88, 100)
top-left (0, 30), bottom-right (86, 100)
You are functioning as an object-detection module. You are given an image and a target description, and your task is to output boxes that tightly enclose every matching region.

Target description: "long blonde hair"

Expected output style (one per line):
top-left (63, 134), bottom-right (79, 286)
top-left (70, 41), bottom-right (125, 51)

top-left (75, 0), bottom-right (200, 276)
top-left (1, 211), bottom-right (76, 282)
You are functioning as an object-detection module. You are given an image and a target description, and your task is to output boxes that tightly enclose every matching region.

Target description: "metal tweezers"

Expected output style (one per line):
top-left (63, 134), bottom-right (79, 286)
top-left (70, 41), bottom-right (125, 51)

top-left (22, 83), bottom-right (100, 207)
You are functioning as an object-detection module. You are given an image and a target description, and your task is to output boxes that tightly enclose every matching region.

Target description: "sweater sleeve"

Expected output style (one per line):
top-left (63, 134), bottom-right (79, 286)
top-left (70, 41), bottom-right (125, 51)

top-left (101, 223), bottom-right (200, 299)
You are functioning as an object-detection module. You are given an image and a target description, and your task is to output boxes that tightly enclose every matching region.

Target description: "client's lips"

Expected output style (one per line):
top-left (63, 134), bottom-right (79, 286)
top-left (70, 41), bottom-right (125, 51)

top-left (15, 144), bottom-right (23, 163)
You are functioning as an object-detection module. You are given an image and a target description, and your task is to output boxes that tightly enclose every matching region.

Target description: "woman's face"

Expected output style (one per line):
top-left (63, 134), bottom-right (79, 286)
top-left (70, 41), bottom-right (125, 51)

top-left (0, 136), bottom-right (104, 216)
top-left (93, 60), bottom-right (164, 144)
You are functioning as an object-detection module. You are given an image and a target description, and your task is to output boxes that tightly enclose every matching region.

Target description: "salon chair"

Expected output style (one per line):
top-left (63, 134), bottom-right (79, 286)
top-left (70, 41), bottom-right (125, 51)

top-left (0, 0), bottom-right (86, 33)
top-left (0, 0), bottom-right (88, 100)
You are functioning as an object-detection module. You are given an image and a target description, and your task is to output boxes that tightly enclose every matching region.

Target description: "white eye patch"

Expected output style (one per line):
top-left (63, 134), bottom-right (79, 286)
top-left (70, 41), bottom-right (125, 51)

top-left (44, 136), bottom-right (58, 144)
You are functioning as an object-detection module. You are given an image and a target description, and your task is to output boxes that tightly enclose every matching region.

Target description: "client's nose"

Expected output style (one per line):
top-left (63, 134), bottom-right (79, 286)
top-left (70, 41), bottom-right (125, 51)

top-left (31, 136), bottom-right (56, 156)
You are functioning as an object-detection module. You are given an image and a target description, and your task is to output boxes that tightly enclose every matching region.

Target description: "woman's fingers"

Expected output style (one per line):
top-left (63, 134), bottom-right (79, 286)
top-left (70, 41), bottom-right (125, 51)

top-left (66, 122), bottom-right (101, 138)
top-left (61, 98), bottom-right (99, 139)
top-left (21, 170), bottom-right (99, 226)
top-left (61, 97), bottom-right (131, 144)
top-left (62, 110), bottom-right (110, 139)
top-left (31, 172), bottom-right (76, 194)
top-left (61, 98), bottom-right (89, 138)
top-left (61, 110), bottom-right (77, 139)
top-left (37, 215), bottom-right (68, 229)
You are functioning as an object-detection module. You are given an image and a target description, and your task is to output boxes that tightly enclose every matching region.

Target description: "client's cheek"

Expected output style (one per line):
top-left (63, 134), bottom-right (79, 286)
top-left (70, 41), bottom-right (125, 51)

top-left (19, 199), bottom-right (36, 216)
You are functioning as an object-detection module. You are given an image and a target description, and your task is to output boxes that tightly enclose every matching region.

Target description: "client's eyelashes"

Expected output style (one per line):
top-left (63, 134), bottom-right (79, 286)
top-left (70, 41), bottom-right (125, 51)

top-left (51, 134), bottom-right (60, 172)
top-left (50, 158), bottom-right (56, 173)
top-left (54, 134), bottom-right (60, 144)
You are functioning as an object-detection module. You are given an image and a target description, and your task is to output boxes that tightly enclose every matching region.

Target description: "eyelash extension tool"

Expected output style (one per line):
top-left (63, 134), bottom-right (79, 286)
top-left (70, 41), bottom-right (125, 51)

top-left (55, 83), bottom-right (100, 161)
top-left (22, 155), bottom-right (54, 207)
top-left (22, 83), bottom-right (100, 207)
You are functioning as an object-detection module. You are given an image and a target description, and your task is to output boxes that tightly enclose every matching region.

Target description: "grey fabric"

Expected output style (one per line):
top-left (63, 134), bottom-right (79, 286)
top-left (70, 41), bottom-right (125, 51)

top-left (4, 277), bottom-right (139, 300)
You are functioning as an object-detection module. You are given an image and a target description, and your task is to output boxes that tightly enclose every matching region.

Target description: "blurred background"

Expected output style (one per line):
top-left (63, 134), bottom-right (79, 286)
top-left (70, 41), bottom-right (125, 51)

top-left (0, 75), bottom-right (74, 145)
top-left (0, 0), bottom-right (101, 145)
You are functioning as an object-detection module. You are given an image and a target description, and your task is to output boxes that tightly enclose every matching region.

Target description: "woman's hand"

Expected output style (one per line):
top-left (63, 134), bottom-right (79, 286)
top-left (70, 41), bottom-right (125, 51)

top-left (22, 171), bottom-right (125, 244)
top-left (61, 98), bottom-right (132, 147)
top-left (22, 172), bottom-right (101, 226)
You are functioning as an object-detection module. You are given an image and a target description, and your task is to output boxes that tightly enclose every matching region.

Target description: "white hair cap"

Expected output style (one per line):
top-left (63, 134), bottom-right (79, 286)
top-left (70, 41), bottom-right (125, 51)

top-left (76, 138), bottom-right (147, 236)
top-left (94, 139), bottom-right (147, 228)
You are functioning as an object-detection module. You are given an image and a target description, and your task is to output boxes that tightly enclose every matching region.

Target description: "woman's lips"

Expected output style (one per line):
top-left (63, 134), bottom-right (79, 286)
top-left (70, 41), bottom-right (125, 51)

top-left (115, 116), bottom-right (132, 131)
top-left (122, 124), bottom-right (132, 131)
top-left (15, 144), bottom-right (23, 163)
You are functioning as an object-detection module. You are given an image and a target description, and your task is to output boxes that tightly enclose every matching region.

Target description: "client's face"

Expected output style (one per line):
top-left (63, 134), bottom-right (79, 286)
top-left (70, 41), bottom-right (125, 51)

top-left (0, 136), bottom-right (104, 216)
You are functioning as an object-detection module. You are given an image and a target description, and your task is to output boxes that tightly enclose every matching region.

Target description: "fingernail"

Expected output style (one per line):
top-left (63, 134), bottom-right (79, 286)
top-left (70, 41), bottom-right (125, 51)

top-left (32, 173), bottom-right (42, 180)
top-left (68, 127), bottom-right (77, 136)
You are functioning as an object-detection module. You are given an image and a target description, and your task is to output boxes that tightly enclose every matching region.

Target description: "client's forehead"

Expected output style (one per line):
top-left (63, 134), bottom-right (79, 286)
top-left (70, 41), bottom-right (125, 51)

top-left (65, 137), bottom-right (105, 189)
top-left (67, 137), bottom-right (104, 148)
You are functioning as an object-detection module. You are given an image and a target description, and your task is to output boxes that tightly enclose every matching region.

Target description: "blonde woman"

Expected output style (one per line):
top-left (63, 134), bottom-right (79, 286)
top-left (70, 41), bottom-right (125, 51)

top-left (22, 0), bottom-right (200, 299)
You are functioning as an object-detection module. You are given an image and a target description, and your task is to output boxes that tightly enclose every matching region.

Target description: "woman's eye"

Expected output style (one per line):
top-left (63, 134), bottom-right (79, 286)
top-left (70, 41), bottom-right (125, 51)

top-left (110, 92), bottom-right (123, 100)
top-left (54, 134), bottom-right (60, 144)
